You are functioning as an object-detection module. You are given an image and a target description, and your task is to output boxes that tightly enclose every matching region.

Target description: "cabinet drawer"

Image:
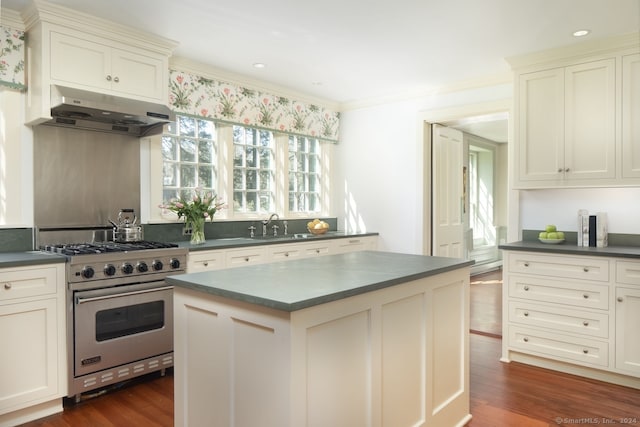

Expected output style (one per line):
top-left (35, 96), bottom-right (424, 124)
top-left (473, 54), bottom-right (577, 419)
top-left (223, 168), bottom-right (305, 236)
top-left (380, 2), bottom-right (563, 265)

top-left (0, 267), bottom-right (58, 301)
top-left (507, 252), bottom-right (609, 282)
top-left (508, 274), bottom-right (609, 310)
top-left (508, 301), bottom-right (609, 338)
top-left (268, 244), bottom-right (304, 262)
top-left (188, 250), bottom-right (225, 272)
top-left (508, 325), bottom-right (608, 367)
top-left (225, 248), bottom-right (266, 268)
top-left (301, 242), bottom-right (332, 258)
top-left (616, 261), bottom-right (640, 286)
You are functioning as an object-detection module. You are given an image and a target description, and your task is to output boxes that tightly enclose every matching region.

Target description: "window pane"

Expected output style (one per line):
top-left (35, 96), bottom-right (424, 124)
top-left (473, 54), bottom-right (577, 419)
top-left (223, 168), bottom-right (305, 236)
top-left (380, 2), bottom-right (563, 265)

top-left (246, 170), bottom-right (257, 190)
top-left (180, 165), bottom-right (196, 188)
top-left (163, 163), bottom-right (177, 186)
top-left (162, 136), bottom-right (177, 160)
top-left (180, 139), bottom-right (197, 162)
top-left (178, 116), bottom-right (196, 137)
top-left (199, 166), bottom-right (214, 188)
top-left (287, 135), bottom-right (322, 213)
top-left (198, 120), bottom-right (214, 139)
top-left (199, 140), bottom-right (213, 163)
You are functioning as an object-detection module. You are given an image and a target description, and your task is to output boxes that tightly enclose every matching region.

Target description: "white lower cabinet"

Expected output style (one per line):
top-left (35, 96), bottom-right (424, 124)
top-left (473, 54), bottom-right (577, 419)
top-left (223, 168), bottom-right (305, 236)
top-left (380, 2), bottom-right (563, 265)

top-left (186, 235), bottom-right (378, 272)
top-left (503, 251), bottom-right (640, 388)
top-left (0, 263), bottom-right (67, 426)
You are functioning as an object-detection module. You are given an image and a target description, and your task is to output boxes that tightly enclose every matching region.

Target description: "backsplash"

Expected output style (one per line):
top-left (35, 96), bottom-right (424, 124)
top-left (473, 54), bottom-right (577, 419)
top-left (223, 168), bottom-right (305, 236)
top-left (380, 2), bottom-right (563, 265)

top-left (0, 228), bottom-right (33, 252)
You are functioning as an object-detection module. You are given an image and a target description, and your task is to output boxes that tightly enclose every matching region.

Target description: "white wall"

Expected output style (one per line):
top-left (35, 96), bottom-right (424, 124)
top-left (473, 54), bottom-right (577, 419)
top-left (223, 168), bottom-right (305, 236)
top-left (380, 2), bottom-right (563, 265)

top-left (520, 188), bottom-right (640, 234)
top-left (335, 83), bottom-right (512, 255)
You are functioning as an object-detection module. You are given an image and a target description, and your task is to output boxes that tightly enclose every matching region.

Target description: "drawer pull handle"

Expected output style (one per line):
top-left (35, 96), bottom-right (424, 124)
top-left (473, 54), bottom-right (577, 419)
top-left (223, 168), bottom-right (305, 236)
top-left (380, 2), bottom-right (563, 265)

top-left (524, 262), bottom-right (530, 267)
top-left (523, 337), bottom-right (529, 343)
top-left (3, 283), bottom-right (11, 290)
top-left (583, 294), bottom-right (589, 299)
top-left (583, 349), bottom-right (589, 354)
top-left (523, 286), bottom-right (530, 291)
top-left (583, 267), bottom-right (589, 272)
top-left (583, 321), bottom-right (589, 327)
top-left (523, 312), bottom-right (529, 317)
top-left (617, 297), bottom-right (624, 303)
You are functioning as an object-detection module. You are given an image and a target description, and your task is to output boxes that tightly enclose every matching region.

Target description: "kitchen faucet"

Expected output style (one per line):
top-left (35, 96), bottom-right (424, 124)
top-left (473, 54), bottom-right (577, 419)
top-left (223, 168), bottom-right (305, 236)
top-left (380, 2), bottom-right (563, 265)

top-left (262, 213), bottom-right (279, 236)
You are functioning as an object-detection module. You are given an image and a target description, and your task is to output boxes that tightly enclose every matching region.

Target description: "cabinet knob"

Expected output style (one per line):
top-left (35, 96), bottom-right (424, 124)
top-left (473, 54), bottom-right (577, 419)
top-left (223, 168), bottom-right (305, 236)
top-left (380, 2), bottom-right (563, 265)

top-left (203, 262), bottom-right (209, 267)
top-left (523, 311), bottom-right (529, 317)
top-left (583, 321), bottom-right (589, 327)
top-left (583, 267), bottom-right (589, 272)
top-left (114, 76), bottom-right (120, 83)
top-left (565, 168), bottom-right (570, 172)
top-left (315, 249), bottom-right (320, 254)
top-left (284, 252), bottom-right (289, 257)
top-left (524, 262), bottom-right (530, 267)
top-left (557, 168), bottom-right (563, 173)
top-left (583, 349), bottom-right (589, 354)
top-left (617, 297), bottom-right (624, 303)
top-left (3, 283), bottom-right (11, 290)
top-left (523, 337), bottom-right (529, 343)
top-left (583, 294), bottom-right (589, 299)
top-left (244, 257), bottom-right (250, 262)
top-left (523, 285), bottom-right (530, 291)
top-left (106, 74), bottom-right (112, 81)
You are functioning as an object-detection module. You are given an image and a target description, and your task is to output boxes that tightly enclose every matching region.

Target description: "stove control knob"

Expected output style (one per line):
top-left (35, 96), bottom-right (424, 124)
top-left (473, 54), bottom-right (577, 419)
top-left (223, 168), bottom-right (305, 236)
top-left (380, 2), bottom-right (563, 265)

top-left (137, 261), bottom-right (149, 273)
top-left (169, 258), bottom-right (181, 269)
top-left (122, 263), bottom-right (134, 274)
top-left (103, 264), bottom-right (116, 276)
top-left (152, 260), bottom-right (164, 271)
top-left (81, 266), bottom-right (95, 279)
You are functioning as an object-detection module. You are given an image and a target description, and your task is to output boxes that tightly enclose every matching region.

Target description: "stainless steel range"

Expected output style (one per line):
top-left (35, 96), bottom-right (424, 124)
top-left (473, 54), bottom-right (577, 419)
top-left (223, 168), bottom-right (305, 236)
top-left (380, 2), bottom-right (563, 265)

top-left (41, 239), bottom-right (187, 402)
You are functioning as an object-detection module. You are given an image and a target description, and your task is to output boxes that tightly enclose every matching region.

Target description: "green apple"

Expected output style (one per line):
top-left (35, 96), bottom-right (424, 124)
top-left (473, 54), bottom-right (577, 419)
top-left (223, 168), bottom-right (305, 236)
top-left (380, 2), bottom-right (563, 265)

top-left (547, 232), bottom-right (558, 239)
top-left (556, 231), bottom-right (565, 239)
top-left (545, 225), bottom-right (557, 233)
top-left (539, 232), bottom-right (548, 239)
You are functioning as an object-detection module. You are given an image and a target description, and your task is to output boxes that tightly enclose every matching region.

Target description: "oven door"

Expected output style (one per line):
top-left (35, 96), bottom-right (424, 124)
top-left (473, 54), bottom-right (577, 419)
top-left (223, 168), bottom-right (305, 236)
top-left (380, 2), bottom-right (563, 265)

top-left (73, 281), bottom-right (173, 377)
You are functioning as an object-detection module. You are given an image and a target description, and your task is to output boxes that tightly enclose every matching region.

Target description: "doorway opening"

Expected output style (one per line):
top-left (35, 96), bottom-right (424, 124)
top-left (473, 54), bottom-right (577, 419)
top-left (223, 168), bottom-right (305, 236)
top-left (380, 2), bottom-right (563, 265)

top-left (440, 112), bottom-right (508, 275)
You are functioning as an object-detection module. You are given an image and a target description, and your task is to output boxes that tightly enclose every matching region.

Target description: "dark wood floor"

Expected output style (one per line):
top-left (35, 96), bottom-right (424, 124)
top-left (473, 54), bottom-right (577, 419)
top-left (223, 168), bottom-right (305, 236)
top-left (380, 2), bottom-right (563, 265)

top-left (20, 268), bottom-right (640, 427)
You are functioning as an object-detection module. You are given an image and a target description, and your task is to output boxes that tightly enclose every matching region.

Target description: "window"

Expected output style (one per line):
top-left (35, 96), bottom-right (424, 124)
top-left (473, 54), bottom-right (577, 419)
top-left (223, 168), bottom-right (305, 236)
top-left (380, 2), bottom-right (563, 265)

top-left (232, 125), bottom-right (275, 213)
top-left (288, 135), bottom-right (321, 213)
top-left (158, 115), bottom-right (330, 221)
top-left (162, 116), bottom-right (217, 201)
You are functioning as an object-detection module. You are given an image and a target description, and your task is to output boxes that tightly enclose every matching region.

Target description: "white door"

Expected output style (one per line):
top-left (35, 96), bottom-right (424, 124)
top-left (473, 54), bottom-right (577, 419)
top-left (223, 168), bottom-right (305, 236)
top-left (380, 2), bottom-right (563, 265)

top-left (432, 124), bottom-right (464, 258)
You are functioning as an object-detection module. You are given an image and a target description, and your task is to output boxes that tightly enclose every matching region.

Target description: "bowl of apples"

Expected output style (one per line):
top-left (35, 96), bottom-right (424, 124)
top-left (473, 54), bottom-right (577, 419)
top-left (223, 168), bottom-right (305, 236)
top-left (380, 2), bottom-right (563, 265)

top-left (307, 219), bottom-right (330, 235)
top-left (538, 225), bottom-right (565, 244)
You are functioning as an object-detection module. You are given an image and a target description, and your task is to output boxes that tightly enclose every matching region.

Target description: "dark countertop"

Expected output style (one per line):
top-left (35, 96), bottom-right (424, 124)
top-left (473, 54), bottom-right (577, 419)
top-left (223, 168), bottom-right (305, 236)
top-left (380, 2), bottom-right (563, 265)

top-left (168, 251), bottom-right (474, 312)
top-left (174, 231), bottom-right (378, 251)
top-left (499, 241), bottom-right (640, 259)
top-left (0, 251), bottom-right (67, 268)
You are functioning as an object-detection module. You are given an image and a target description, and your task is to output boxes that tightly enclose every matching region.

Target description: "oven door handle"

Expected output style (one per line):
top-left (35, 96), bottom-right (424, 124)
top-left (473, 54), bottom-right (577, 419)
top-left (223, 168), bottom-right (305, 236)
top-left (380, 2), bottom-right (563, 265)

top-left (75, 286), bottom-right (173, 305)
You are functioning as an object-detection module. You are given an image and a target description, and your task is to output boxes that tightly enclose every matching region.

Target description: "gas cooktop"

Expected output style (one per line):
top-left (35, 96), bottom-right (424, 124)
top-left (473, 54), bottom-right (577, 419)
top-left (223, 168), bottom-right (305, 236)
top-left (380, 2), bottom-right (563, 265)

top-left (41, 241), bottom-right (179, 256)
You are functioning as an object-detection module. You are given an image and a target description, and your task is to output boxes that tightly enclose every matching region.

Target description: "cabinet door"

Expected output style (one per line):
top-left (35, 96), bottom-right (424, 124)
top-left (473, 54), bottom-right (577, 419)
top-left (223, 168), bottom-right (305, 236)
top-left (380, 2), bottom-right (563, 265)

top-left (564, 59), bottom-right (616, 180)
top-left (110, 48), bottom-right (166, 101)
top-left (622, 54), bottom-right (640, 178)
top-left (517, 68), bottom-right (565, 182)
top-left (187, 250), bottom-right (226, 273)
top-left (50, 31), bottom-right (111, 91)
top-left (0, 298), bottom-right (61, 413)
top-left (615, 286), bottom-right (640, 375)
top-left (333, 236), bottom-right (378, 254)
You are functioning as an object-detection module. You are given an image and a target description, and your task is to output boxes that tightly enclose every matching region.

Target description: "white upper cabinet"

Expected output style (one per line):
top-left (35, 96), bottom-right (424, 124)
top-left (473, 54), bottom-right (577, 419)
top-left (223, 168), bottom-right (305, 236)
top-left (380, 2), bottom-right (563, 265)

top-left (510, 34), bottom-right (639, 188)
top-left (49, 31), bottom-right (167, 102)
top-left (622, 53), bottom-right (640, 178)
top-left (516, 59), bottom-right (616, 187)
top-left (23, 1), bottom-right (177, 125)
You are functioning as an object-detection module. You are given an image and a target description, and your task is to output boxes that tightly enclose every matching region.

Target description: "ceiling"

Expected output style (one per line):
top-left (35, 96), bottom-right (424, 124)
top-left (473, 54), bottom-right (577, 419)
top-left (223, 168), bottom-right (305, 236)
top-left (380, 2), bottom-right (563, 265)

top-left (2, 0), bottom-right (639, 142)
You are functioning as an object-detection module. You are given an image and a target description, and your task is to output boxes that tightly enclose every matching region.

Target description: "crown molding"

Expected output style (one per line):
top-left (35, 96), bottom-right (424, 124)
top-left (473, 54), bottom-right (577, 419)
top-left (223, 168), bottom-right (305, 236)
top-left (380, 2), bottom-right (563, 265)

top-left (169, 56), bottom-right (341, 112)
top-left (1, 7), bottom-right (25, 30)
top-left (21, 0), bottom-right (178, 55)
top-left (339, 72), bottom-right (513, 112)
top-left (506, 32), bottom-right (640, 71)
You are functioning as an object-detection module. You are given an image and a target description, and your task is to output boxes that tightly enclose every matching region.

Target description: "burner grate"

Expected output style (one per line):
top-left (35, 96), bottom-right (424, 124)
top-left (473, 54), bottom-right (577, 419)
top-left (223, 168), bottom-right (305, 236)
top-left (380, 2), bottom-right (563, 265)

top-left (41, 241), bottom-right (179, 256)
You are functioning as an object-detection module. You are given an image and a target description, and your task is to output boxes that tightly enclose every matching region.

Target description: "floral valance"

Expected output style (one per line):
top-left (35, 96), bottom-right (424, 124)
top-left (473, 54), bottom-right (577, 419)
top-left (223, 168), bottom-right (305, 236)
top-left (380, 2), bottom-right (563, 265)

top-left (0, 25), bottom-right (25, 90)
top-left (168, 70), bottom-right (340, 143)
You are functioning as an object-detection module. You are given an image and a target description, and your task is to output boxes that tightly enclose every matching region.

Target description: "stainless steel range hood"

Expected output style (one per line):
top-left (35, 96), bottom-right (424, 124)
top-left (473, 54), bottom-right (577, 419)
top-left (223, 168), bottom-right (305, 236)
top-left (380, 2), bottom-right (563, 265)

top-left (46, 85), bottom-right (175, 137)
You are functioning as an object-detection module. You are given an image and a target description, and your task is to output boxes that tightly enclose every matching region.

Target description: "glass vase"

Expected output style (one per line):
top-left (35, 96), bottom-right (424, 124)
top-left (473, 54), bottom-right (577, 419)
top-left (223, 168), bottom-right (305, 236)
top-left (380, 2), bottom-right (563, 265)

top-left (189, 217), bottom-right (206, 245)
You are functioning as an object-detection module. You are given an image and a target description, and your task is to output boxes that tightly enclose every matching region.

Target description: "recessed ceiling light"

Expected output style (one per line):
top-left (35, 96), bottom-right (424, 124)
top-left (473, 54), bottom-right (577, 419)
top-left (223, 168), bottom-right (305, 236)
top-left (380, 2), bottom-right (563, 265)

top-left (572, 29), bottom-right (591, 37)
top-left (253, 62), bottom-right (266, 69)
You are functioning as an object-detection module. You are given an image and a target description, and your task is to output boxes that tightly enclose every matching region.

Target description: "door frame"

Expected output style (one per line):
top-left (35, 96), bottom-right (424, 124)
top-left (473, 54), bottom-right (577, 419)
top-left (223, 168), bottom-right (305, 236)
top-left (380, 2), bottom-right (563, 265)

top-left (416, 98), bottom-right (518, 256)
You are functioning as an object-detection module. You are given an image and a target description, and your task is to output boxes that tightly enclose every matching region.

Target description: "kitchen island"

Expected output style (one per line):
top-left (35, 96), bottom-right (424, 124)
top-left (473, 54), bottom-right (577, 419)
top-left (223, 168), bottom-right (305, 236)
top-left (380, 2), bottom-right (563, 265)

top-left (168, 251), bottom-right (474, 427)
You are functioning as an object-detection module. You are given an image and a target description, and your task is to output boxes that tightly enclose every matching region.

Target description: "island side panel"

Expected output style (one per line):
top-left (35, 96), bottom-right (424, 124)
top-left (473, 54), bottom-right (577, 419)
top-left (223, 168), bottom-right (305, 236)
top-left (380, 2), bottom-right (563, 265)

top-left (173, 287), bottom-right (292, 427)
top-left (290, 267), bottom-right (471, 427)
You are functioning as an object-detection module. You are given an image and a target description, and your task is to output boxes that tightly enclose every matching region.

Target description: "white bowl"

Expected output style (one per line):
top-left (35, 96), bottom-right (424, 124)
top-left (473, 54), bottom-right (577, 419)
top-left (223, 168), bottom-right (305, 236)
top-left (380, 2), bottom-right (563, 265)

top-left (539, 238), bottom-right (565, 244)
